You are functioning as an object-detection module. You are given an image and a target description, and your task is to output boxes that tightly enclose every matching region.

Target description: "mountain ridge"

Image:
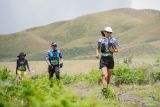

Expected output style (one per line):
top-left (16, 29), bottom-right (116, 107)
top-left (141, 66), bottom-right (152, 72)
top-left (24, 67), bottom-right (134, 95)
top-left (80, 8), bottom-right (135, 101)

top-left (0, 8), bottom-right (159, 61)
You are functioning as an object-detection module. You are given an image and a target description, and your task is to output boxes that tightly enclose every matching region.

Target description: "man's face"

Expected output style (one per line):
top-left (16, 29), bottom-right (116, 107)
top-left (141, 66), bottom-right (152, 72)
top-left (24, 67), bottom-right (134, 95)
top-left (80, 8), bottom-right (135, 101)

top-left (51, 45), bottom-right (57, 50)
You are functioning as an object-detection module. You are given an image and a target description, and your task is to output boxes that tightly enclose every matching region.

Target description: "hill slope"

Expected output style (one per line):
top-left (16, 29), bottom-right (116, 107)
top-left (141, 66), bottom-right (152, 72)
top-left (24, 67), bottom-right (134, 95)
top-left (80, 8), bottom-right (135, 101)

top-left (0, 8), bottom-right (160, 61)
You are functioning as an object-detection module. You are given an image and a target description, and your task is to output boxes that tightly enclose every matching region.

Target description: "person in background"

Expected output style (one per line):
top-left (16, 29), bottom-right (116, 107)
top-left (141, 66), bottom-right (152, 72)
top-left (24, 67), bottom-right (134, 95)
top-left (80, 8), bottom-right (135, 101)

top-left (46, 42), bottom-right (63, 80)
top-left (16, 52), bottom-right (30, 80)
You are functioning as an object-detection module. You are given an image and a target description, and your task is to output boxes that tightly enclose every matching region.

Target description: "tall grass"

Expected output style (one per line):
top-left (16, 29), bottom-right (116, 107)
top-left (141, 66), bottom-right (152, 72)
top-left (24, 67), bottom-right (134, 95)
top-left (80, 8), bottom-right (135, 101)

top-left (0, 63), bottom-right (160, 107)
top-left (0, 68), bottom-right (104, 107)
top-left (112, 64), bottom-right (160, 85)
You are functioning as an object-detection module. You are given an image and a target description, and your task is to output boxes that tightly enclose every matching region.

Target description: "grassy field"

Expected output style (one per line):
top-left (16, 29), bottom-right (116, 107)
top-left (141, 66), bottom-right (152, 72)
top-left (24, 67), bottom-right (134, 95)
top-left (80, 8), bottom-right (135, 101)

top-left (0, 56), bottom-right (158, 76)
top-left (0, 60), bottom-right (99, 76)
top-left (0, 59), bottom-right (160, 107)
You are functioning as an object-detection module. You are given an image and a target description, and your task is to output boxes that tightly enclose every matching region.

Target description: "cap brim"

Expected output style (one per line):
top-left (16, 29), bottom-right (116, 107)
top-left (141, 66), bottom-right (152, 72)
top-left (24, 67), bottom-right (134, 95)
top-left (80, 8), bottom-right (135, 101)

top-left (17, 54), bottom-right (26, 57)
top-left (51, 45), bottom-right (57, 47)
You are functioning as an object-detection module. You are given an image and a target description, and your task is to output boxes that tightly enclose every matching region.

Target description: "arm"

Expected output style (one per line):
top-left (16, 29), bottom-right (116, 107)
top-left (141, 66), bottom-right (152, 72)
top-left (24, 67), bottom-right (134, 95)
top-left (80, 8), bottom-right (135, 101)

top-left (59, 52), bottom-right (63, 68)
top-left (16, 60), bottom-right (18, 75)
top-left (109, 38), bottom-right (119, 53)
top-left (26, 60), bottom-right (30, 72)
top-left (46, 51), bottom-right (51, 66)
top-left (96, 48), bottom-right (101, 59)
top-left (96, 40), bottom-right (101, 59)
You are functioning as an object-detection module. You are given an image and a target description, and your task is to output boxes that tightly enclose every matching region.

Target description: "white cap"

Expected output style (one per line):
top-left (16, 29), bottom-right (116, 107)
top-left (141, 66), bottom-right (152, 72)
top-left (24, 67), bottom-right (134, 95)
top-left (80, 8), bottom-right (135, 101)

top-left (103, 27), bottom-right (113, 33)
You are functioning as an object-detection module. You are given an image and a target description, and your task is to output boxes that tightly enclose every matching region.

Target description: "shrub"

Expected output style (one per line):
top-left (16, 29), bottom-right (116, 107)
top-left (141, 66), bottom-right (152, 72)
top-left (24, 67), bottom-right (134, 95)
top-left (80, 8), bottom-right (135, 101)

top-left (133, 67), bottom-right (148, 84)
top-left (0, 68), bottom-right (12, 81)
top-left (113, 65), bottom-right (133, 85)
top-left (112, 65), bottom-right (149, 85)
top-left (101, 87), bottom-right (115, 98)
top-left (84, 69), bottom-right (102, 84)
top-left (151, 67), bottom-right (160, 82)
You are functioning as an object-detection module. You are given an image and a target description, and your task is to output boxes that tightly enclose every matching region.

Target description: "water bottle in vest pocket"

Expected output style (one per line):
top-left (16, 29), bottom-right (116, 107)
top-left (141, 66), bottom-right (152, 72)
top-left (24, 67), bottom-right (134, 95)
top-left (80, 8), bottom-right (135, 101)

top-left (101, 43), bottom-right (106, 53)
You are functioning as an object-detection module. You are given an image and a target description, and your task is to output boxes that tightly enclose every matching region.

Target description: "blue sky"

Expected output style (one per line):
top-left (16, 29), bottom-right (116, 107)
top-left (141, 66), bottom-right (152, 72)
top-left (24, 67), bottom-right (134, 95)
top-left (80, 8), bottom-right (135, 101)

top-left (0, 0), bottom-right (159, 34)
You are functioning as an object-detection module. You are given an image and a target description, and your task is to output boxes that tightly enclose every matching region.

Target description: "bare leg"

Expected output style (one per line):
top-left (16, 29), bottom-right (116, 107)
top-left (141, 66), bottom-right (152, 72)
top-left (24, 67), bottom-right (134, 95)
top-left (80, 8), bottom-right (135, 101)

top-left (18, 74), bottom-right (23, 80)
top-left (102, 67), bottom-right (108, 86)
top-left (107, 69), bottom-right (112, 84)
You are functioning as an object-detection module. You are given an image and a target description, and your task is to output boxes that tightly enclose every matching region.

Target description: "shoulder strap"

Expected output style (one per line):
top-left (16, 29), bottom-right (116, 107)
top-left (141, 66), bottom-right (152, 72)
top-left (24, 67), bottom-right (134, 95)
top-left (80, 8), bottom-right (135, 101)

top-left (49, 50), bottom-right (53, 58)
top-left (108, 36), bottom-right (112, 43)
top-left (56, 50), bottom-right (60, 59)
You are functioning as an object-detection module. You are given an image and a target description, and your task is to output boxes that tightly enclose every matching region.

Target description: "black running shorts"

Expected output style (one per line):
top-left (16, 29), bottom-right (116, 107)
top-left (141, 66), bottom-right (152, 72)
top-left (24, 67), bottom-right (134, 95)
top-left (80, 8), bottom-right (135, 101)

top-left (99, 56), bottom-right (114, 69)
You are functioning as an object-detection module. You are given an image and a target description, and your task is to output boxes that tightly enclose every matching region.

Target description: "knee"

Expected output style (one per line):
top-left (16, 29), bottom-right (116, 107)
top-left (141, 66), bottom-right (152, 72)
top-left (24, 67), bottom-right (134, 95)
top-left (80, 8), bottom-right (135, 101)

top-left (103, 74), bottom-right (108, 80)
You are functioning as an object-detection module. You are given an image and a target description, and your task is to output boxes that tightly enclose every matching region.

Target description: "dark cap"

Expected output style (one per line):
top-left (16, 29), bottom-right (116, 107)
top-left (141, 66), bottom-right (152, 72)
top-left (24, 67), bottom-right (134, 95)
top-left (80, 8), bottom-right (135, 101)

top-left (51, 42), bottom-right (57, 47)
top-left (17, 52), bottom-right (26, 57)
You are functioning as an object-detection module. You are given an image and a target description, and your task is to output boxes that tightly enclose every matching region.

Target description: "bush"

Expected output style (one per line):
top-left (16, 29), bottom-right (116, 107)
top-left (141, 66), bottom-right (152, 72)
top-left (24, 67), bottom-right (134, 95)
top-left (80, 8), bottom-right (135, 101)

top-left (0, 68), bottom-right (12, 81)
top-left (84, 69), bottom-right (102, 84)
top-left (113, 65), bottom-right (133, 85)
top-left (112, 65), bottom-right (149, 85)
top-left (133, 67), bottom-right (148, 84)
top-left (151, 68), bottom-right (160, 82)
top-left (102, 87), bottom-right (115, 98)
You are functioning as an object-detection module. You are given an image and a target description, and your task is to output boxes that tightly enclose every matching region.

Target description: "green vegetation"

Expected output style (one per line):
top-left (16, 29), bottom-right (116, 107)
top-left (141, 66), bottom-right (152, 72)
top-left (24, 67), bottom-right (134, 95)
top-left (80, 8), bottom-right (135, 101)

top-left (0, 8), bottom-right (160, 61)
top-left (101, 87), bottom-right (115, 98)
top-left (0, 61), bottom-right (160, 107)
top-left (112, 65), bottom-right (149, 85)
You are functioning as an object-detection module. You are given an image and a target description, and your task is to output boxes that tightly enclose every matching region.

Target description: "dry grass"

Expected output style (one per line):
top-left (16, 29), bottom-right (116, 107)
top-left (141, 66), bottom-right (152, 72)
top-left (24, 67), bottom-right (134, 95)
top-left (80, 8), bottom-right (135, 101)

top-left (0, 60), bottom-right (99, 75)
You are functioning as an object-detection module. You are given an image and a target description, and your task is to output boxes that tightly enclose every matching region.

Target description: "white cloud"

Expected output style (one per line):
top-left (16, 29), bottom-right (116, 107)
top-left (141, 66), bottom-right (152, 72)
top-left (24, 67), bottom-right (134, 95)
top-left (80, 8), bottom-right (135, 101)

top-left (131, 0), bottom-right (160, 10)
top-left (0, 0), bottom-right (159, 34)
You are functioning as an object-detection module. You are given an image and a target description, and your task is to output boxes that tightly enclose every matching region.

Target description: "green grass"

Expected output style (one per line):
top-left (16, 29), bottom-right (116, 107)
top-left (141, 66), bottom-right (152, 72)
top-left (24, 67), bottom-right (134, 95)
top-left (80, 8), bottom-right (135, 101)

top-left (0, 60), bottom-right (160, 107)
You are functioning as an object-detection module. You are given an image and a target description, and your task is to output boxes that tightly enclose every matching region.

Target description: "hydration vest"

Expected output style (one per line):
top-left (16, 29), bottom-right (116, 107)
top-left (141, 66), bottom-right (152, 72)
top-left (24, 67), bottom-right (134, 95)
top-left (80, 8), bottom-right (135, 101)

top-left (101, 37), bottom-right (114, 57)
top-left (18, 60), bottom-right (26, 71)
top-left (49, 50), bottom-right (60, 65)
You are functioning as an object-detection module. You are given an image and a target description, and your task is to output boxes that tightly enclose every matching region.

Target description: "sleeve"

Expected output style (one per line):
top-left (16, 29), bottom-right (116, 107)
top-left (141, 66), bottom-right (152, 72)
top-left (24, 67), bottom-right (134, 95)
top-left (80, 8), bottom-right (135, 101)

top-left (58, 50), bottom-right (62, 58)
top-left (97, 39), bottom-right (101, 49)
top-left (46, 51), bottom-right (51, 65)
top-left (113, 38), bottom-right (119, 48)
top-left (46, 51), bottom-right (50, 60)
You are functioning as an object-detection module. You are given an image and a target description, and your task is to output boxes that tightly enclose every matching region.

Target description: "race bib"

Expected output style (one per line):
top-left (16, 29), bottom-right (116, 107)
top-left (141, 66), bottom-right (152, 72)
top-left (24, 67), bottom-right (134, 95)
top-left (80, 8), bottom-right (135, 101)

top-left (51, 60), bottom-right (59, 65)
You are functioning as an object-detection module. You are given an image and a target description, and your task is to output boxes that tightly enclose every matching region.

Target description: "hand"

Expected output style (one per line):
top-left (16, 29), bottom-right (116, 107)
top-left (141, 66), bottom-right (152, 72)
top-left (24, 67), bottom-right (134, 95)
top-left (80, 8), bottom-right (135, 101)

top-left (109, 47), bottom-right (115, 53)
top-left (60, 63), bottom-right (63, 68)
top-left (49, 64), bottom-right (53, 69)
top-left (96, 55), bottom-right (100, 59)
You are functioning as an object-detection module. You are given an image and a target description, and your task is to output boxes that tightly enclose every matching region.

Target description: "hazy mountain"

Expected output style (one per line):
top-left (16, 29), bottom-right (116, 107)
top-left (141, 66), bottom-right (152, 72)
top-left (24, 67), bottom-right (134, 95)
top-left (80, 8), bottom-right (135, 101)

top-left (0, 8), bottom-right (160, 61)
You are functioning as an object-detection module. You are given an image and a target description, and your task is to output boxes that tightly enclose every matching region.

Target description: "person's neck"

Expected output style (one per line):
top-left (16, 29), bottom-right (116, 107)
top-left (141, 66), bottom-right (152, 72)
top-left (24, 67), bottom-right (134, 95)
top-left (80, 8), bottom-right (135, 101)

top-left (52, 49), bottom-right (57, 51)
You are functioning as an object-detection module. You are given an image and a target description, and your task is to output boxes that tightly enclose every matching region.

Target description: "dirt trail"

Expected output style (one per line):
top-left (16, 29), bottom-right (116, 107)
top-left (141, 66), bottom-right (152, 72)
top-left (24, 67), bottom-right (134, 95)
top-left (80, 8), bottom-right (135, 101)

top-left (67, 83), bottom-right (159, 106)
top-left (117, 90), bottom-right (147, 104)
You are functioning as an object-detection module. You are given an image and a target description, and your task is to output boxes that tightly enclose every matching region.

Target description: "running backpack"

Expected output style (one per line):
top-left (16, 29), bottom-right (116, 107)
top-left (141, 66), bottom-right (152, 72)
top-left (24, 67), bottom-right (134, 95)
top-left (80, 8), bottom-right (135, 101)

top-left (49, 50), bottom-right (60, 65)
top-left (100, 37), bottom-right (113, 52)
top-left (18, 60), bottom-right (26, 71)
top-left (101, 43), bottom-right (106, 53)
